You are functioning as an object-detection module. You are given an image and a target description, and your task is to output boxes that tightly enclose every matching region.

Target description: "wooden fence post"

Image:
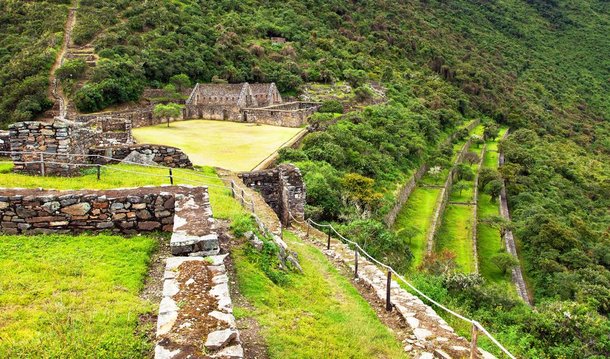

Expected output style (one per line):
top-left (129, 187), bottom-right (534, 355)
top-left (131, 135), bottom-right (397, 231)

top-left (169, 168), bottom-right (174, 185)
top-left (230, 181), bottom-right (235, 198)
top-left (470, 322), bottom-right (479, 359)
top-left (39, 153), bottom-right (45, 176)
top-left (96, 164), bottom-right (101, 180)
top-left (386, 270), bottom-right (392, 311)
top-left (354, 250), bottom-right (359, 279)
top-left (327, 226), bottom-right (331, 250)
top-left (240, 189), bottom-right (245, 206)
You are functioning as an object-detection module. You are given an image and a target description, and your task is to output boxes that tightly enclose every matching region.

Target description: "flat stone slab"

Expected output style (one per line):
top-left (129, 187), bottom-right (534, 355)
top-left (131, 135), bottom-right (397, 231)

top-left (170, 232), bottom-right (219, 256)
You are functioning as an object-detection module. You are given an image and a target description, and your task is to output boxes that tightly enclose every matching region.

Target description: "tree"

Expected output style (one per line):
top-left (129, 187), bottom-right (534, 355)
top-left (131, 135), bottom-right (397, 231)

top-left (483, 123), bottom-right (500, 141)
top-left (479, 168), bottom-right (500, 190)
top-left (453, 180), bottom-right (470, 197)
top-left (479, 215), bottom-right (512, 239)
top-left (492, 252), bottom-right (519, 275)
top-left (153, 103), bottom-right (183, 127)
top-left (463, 151), bottom-right (480, 165)
top-left (470, 134), bottom-right (484, 148)
top-left (169, 74), bottom-right (191, 92)
top-left (485, 179), bottom-right (503, 201)
top-left (455, 163), bottom-right (475, 181)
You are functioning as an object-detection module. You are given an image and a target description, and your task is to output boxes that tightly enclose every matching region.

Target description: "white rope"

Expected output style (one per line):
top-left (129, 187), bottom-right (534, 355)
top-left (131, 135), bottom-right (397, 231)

top-left (304, 215), bottom-right (516, 358)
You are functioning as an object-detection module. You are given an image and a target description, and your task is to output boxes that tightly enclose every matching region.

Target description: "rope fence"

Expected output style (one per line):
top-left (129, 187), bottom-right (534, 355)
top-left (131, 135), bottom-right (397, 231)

top-left (289, 211), bottom-right (516, 359)
top-left (0, 150), bottom-right (514, 357)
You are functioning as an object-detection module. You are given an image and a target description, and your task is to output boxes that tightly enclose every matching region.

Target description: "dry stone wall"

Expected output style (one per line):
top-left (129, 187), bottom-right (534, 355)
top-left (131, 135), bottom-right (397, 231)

top-left (9, 121), bottom-right (99, 176)
top-left (238, 163), bottom-right (305, 225)
top-left (242, 102), bottom-right (321, 128)
top-left (384, 164), bottom-right (427, 227)
top-left (89, 144), bottom-right (193, 168)
top-left (0, 187), bottom-right (181, 235)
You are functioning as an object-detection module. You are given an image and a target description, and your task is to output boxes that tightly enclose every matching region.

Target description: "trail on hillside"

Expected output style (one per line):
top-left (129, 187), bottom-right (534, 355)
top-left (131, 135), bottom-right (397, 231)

top-left (48, 1), bottom-right (77, 120)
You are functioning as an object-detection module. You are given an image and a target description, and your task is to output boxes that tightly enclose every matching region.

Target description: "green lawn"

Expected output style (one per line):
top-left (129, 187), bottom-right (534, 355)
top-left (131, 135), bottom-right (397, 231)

top-left (393, 186), bottom-right (441, 269)
top-left (0, 233), bottom-right (158, 358)
top-left (233, 232), bottom-right (407, 359)
top-left (132, 120), bottom-right (304, 171)
top-left (0, 163), bottom-right (243, 221)
top-left (435, 204), bottom-right (476, 273)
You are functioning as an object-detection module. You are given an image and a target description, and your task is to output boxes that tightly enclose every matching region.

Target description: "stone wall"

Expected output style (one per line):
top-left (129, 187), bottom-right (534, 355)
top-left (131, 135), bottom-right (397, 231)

top-left (0, 187), bottom-right (180, 235)
top-left (384, 164), bottom-right (428, 227)
top-left (76, 107), bottom-right (155, 129)
top-left (426, 139), bottom-right (472, 254)
top-left (89, 144), bottom-right (193, 168)
top-left (239, 163), bottom-right (305, 225)
top-left (242, 102), bottom-right (320, 128)
top-left (9, 121), bottom-right (99, 176)
top-left (183, 104), bottom-right (242, 122)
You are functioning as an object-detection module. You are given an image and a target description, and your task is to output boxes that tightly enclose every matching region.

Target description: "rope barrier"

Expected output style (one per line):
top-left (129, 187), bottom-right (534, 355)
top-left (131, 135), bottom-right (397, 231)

top-left (301, 215), bottom-right (516, 359)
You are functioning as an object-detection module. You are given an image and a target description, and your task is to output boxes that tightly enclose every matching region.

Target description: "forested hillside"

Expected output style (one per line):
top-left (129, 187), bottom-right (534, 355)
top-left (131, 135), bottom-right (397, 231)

top-left (1, 0), bottom-right (608, 357)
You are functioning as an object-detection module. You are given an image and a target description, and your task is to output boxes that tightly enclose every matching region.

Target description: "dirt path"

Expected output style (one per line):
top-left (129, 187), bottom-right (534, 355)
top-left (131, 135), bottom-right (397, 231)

top-left (48, 0), bottom-right (78, 120)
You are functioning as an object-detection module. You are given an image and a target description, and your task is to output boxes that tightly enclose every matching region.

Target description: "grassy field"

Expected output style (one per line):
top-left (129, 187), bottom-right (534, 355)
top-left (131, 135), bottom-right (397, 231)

top-left (0, 233), bottom-right (158, 358)
top-left (393, 186), bottom-right (441, 269)
top-left (435, 205), bottom-right (476, 273)
top-left (233, 231), bottom-right (407, 359)
top-left (0, 163), bottom-right (243, 221)
top-left (132, 120), bottom-right (304, 171)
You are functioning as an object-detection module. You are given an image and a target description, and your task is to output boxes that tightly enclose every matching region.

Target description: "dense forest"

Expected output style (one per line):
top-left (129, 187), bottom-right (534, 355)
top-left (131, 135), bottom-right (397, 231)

top-left (1, 0), bottom-right (608, 357)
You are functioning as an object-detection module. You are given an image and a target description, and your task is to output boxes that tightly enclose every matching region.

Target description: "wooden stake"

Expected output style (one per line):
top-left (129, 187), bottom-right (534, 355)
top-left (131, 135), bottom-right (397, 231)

top-left (470, 321), bottom-right (479, 359)
top-left (169, 168), bottom-right (173, 185)
top-left (354, 250), bottom-right (359, 279)
top-left (327, 226), bottom-right (331, 249)
top-left (96, 164), bottom-right (101, 180)
top-left (386, 270), bottom-right (392, 311)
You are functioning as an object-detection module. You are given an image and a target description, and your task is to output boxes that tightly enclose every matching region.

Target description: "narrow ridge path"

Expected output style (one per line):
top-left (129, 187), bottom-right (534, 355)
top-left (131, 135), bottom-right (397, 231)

top-left (48, 0), bottom-right (78, 120)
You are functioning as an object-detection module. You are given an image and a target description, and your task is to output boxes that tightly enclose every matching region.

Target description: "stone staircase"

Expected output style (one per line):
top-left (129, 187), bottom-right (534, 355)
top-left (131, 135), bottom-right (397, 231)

top-left (155, 187), bottom-right (243, 359)
top-left (66, 46), bottom-right (98, 67)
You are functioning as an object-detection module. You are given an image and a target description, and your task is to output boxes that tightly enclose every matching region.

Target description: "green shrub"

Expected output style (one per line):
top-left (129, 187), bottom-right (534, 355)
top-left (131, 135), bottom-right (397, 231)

top-left (318, 100), bottom-right (344, 114)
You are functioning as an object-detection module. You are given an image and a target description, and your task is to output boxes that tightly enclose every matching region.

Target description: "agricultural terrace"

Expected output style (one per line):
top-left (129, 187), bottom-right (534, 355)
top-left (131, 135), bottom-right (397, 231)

top-left (392, 122), bottom-right (479, 270)
top-left (476, 128), bottom-right (516, 292)
top-left (0, 162), bottom-right (406, 357)
top-left (132, 120), bottom-right (304, 171)
top-left (435, 125), bottom-right (485, 273)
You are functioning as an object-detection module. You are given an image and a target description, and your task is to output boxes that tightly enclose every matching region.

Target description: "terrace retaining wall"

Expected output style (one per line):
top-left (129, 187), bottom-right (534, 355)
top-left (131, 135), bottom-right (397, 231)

top-left (384, 164), bottom-right (427, 227)
top-left (0, 187), bottom-right (187, 235)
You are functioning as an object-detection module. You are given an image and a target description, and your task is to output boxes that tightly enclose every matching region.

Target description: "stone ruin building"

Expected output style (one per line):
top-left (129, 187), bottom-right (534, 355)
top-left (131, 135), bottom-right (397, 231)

top-left (239, 163), bottom-right (305, 226)
top-left (184, 82), bottom-right (320, 127)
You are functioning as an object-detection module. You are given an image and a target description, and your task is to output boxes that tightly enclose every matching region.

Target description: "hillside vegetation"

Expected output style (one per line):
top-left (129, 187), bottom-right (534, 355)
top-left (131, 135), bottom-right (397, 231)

top-left (1, 0), bottom-right (609, 357)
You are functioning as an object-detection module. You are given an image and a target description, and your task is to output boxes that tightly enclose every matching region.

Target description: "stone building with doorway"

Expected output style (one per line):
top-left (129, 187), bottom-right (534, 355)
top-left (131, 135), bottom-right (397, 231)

top-left (183, 82), bottom-right (319, 127)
